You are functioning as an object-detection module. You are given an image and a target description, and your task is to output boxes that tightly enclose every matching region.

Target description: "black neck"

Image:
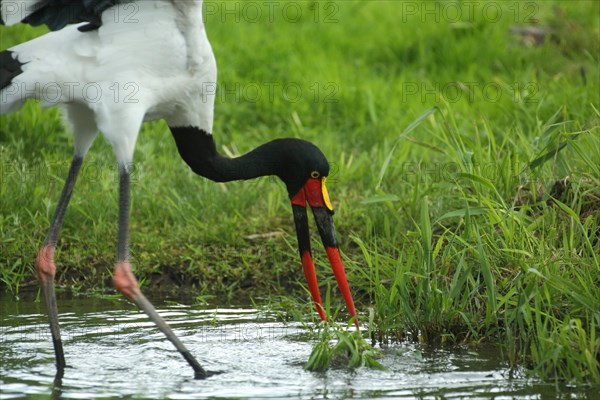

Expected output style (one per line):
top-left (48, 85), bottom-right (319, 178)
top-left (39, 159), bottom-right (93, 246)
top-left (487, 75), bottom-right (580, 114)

top-left (169, 126), bottom-right (297, 191)
top-left (170, 126), bottom-right (329, 195)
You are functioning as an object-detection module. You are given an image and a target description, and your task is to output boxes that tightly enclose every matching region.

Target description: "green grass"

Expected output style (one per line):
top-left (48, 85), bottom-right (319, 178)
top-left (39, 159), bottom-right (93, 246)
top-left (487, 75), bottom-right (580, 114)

top-left (302, 285), bottom-right (384, 372)
top-left (305, 324), bottom-right (384, 372)
top-left (1, 0), bottom-right (599, 383)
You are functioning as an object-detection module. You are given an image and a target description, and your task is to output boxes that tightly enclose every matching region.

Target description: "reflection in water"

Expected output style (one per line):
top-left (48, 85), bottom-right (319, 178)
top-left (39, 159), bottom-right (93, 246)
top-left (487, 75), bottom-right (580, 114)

top-left (52, 368), bottom-right (63, 400)
top-left (0, 292), bottom-right (596, 399)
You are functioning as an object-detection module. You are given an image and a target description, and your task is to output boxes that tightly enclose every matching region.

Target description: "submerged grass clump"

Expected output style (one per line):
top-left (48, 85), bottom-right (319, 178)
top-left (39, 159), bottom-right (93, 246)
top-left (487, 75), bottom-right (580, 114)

top-left (305, 323), bottom-right (384, 372)
top-left (304, 302), bottom-right (385, 371)
top-left (303, 286), bottom-right (384, 372)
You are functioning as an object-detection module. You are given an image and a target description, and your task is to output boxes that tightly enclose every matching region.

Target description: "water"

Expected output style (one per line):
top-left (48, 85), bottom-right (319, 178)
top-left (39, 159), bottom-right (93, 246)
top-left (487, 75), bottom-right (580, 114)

top-left (0, 292), bottom-right (595, 399)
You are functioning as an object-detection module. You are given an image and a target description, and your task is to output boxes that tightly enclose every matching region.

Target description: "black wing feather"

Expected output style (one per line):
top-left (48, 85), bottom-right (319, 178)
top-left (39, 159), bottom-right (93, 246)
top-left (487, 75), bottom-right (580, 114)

top-left (1, 0), bottom-right (121, 30)
top-left (0, 50), bottom-right (24, 90)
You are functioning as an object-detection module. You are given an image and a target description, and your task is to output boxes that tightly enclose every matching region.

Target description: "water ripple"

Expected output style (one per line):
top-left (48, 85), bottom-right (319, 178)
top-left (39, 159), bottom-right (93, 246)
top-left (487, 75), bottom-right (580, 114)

top-left (1, 294), bottom-right (595, 399)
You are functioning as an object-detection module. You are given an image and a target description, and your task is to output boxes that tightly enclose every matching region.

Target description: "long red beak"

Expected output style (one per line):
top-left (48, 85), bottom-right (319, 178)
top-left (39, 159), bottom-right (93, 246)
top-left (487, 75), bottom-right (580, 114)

top-left (290, 177), bottom-right (359, 329)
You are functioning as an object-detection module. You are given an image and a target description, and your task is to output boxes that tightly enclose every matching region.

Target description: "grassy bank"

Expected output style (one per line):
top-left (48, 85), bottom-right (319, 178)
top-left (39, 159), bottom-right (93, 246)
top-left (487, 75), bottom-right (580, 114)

top-left (1, 1), bottom-right (599, 383)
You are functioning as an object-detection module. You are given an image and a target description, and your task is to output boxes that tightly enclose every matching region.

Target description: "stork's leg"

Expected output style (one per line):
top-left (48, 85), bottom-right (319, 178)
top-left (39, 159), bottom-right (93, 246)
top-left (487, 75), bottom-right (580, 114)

top-left (35, 156), bottom-right (84, 370)
top-left (112, 164), bottom-right (208, 379)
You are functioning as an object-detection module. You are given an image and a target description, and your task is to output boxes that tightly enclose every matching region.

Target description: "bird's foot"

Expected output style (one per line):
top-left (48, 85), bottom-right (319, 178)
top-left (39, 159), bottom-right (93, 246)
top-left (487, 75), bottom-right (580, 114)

top-left (113, 261), bottom-right (140, 300)
top-left (35, 245), bottom-right (56, 286)
top-left (196, 370), bottom-right (224, 379)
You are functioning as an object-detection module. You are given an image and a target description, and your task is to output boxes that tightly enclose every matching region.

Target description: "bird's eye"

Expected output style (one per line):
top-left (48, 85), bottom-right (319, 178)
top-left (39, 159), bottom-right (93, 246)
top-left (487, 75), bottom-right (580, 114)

top-left (311, 171), bottom-right (320, 179)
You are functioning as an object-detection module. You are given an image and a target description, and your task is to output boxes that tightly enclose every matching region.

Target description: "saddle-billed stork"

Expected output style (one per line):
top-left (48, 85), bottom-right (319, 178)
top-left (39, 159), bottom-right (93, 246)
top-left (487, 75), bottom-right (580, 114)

top-left (0, 0), bottom-right (358, 378)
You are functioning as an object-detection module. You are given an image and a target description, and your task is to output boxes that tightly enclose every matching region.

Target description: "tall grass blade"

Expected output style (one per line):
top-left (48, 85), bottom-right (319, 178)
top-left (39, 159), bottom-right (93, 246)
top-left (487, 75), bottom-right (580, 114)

top-left (376, 107), bottom-right (438, 188)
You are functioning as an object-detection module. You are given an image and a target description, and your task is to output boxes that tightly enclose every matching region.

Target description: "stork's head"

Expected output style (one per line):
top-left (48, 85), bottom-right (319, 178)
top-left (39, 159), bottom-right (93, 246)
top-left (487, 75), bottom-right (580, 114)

top-left (169, 131), bottom-right (359, 327)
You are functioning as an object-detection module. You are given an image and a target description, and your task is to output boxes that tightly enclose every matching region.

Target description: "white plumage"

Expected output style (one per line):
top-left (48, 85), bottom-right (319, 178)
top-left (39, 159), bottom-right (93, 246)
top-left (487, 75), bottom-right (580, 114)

top-left (1, 0), bottom-right (216, 163)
